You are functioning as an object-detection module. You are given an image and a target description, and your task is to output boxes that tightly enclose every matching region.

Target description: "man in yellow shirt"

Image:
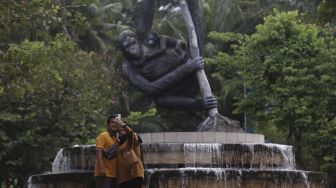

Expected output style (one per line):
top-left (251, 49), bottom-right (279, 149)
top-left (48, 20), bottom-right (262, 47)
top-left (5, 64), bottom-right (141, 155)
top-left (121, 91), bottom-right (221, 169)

top-left (95, 114), bottom-right (122, 188)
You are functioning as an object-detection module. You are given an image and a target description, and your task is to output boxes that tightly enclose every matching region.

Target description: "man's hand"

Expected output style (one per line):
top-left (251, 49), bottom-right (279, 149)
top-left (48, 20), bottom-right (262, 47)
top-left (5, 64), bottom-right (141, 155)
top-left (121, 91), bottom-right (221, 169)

top-left (115, 117), bottom-right (126, 127)
top-left (96, 149), bottom-right (106, 176)
top-left (110, 117), bottom-right (125, 128)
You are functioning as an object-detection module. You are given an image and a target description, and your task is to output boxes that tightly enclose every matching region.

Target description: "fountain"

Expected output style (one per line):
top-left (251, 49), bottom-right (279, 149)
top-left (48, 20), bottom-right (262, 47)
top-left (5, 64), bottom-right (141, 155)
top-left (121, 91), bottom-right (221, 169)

top-left (28, 132), bottom-right (328, 187)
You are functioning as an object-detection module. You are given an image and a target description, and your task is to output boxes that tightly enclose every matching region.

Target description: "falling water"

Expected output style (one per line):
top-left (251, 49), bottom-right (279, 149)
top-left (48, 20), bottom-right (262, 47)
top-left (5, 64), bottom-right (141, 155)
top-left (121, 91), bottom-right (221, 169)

top-left (144, 168), bottom-right (246, 188)
top-left (77, 144), bottom-right (94, 171)
top-left (52, 148), bottom-right (70, 173)
top-left (183, 143), bottom-right (222, 167)
top-left (27, 176), bottom-right (36, 188)
top-left (144, 168), bottom-right (322, 188)
top-left (145, 169), bottom-right (155, 188)
top-left (265, 144), bottom-right (296, 169)
top-left (220, 143), bottom-right (296, 170)
top-left (300, 171), bottom-right (310, 188)
top-left (180, 170), bottom-right (188, 187)
top-left (51, 145), bottom-right (95, 173)
top-left (143, 143), bottom-right (296, 170)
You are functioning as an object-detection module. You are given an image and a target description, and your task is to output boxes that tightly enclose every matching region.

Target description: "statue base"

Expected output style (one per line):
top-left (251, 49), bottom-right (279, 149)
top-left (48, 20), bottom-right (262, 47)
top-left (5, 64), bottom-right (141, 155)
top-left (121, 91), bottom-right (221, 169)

top-left (198, 113), bottom-right (244, 132)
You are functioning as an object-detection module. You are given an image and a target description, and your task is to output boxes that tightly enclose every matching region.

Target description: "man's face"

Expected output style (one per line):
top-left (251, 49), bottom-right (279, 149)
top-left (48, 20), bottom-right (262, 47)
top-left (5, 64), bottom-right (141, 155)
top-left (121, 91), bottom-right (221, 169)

top-left (107, 118), bottom-right (119, 132)
top-left (122, 35), bottom-right (141, 59)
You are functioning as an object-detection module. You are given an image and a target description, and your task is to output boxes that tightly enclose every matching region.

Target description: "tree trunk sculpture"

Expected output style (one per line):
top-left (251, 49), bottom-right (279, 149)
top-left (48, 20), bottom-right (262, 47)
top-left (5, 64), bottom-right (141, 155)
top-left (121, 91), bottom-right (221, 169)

top-left (180, 0), bottom-right (243, 132)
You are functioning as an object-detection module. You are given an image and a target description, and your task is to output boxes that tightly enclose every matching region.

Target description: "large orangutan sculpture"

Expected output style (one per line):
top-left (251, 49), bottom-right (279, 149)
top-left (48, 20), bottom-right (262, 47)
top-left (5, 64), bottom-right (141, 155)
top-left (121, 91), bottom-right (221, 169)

top-left (118, 30), bottom-right (217, 111)
top-left (117, 0), bottom-right (243, 132)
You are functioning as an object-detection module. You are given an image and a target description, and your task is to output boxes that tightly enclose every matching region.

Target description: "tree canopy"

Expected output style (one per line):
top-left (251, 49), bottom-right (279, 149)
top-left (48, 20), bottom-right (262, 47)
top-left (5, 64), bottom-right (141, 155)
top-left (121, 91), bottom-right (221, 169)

top-left (0, 0), bottom-right (336, 187)
top-left (207, 10), bottom-right (336, 184)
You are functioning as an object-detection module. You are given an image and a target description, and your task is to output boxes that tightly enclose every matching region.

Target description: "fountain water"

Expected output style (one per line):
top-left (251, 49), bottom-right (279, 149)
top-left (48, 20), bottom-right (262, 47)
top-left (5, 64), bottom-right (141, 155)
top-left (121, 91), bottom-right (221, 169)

top-left (28, 132), bottom-right (328, 187)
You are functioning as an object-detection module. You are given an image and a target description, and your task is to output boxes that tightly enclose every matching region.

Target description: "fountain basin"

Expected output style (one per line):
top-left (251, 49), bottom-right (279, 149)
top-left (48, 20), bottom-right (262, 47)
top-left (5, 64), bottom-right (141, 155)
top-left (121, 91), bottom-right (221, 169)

top-left (28, 172), bottom-right (94, 188)
top-left (28, 132), bottom-right (328, 187)
top-left (52, 143), bottom-right (295, 172)
top-left (145, 168), bottom-right (328, 188)
top-left (29, 169), bottom-right (327, 188)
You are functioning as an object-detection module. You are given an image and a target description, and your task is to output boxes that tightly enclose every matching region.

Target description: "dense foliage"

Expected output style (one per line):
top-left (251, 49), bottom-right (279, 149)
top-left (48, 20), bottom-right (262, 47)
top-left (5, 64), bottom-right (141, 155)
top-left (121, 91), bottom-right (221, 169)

top-left (317, 0), bottom-right (336, 24)
top-left (0, 0), bottom-right (335, 187)
top-left (0, 35), bottom-right (121, 187)
top-left (207, 10), bottom-right (336, 184)
top-left (0, 1), bottom-right (125, 187)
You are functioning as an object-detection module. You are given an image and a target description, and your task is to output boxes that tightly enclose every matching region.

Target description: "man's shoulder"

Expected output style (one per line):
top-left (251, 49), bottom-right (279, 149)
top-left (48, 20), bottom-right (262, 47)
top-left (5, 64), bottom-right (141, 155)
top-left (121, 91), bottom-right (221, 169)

top-left (97, 131), bottom-right (109, 138)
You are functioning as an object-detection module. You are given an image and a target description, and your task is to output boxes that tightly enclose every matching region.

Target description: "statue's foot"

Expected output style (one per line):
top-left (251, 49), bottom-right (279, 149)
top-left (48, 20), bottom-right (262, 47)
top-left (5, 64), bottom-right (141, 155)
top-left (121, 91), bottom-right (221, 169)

top-left (197, 113), bottom-right (244, 132)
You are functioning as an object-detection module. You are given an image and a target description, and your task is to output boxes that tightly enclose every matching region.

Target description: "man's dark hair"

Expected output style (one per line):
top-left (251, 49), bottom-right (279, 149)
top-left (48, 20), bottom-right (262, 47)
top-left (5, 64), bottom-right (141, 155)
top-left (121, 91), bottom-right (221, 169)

top-left (107, 114), bottom-right (119, 124)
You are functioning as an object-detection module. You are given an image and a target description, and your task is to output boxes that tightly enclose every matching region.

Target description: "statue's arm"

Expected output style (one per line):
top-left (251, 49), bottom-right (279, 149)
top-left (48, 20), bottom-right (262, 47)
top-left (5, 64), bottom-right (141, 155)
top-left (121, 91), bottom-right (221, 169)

top-left (122, 60), bottom-right (202, 96)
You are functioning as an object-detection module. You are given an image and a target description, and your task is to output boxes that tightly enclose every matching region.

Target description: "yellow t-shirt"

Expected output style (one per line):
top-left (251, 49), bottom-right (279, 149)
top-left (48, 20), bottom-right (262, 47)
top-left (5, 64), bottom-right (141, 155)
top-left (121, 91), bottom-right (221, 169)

top-left (94, 131), bottom-right (118, 177)
top-left (117, 132), bottom-right (144, 184)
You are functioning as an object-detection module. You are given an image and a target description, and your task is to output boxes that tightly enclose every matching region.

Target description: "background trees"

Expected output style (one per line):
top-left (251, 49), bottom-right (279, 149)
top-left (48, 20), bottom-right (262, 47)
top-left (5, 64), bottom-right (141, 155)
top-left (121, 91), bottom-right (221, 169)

top-left (207, 10), bottom-right (336, 185)
top-left (0, 35), bottom-right (122, 187)
top-left (0, 0), bottom-right (335, 187)
top-left (0, 1), bottom-right (124, 186)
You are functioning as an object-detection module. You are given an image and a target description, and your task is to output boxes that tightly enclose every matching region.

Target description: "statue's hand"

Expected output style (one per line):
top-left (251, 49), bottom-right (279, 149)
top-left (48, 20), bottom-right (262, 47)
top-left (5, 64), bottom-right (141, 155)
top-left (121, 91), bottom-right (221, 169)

top-left (186, 57), bottom-right (204, 71)
top-left (201, 96), bottom-right (217, 109)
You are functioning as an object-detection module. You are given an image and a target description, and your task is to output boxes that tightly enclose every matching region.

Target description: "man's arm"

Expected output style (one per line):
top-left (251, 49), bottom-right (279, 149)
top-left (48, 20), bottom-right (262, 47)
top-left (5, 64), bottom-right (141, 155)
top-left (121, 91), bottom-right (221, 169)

top-left (95, 134), bottom-right (106, 176)
top-left (96, 148), bottom-right (105, 176)
top-left (122, 59), bottom-right (203, 96)
top-left (117, 121), bottom-right (133, 152)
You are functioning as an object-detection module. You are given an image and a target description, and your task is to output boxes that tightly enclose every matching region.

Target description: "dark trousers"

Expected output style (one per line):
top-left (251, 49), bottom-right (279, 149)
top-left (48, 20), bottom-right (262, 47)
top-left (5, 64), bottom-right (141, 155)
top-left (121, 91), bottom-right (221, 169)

top-left (95, 176), bottom-right (117, 188)
top-left (119, 177), bottom-right (143, 188)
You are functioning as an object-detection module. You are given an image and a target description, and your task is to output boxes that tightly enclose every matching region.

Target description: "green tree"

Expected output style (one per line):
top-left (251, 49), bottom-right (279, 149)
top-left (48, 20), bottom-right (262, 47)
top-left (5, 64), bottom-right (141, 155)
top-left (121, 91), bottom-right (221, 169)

top-left (0, 1), bottom-right (127, 187)
top-left (0, 0), bottom-right (132, 55)
top-left (208, 10), bottom-right (336, 181)
top-left (317, 0), bottom-right (336, 24)
top-left (0, 35), bottom-right (121, 187)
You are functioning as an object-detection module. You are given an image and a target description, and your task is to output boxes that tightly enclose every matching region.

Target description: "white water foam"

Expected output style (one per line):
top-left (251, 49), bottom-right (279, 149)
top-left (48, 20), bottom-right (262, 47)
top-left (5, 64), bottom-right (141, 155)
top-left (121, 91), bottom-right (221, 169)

top-left (183, 143), bottom-right (222, 168)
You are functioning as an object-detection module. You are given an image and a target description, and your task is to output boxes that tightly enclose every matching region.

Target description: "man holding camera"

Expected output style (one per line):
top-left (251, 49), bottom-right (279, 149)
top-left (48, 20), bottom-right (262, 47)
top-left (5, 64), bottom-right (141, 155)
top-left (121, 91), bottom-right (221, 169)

top-left (94, 114), bottom-right (123, 188)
